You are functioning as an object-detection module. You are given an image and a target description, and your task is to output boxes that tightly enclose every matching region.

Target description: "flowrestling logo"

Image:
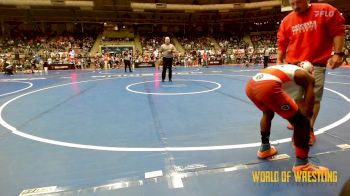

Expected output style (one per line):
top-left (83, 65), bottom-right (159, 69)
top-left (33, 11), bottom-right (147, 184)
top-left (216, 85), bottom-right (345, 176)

top-left (314, 10), bottom-right (335, 17)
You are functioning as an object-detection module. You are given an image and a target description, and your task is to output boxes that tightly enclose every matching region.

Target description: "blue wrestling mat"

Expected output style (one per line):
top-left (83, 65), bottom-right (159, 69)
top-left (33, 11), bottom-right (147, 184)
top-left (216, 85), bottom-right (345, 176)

top-left (0, 65), bottom-right (349, 196)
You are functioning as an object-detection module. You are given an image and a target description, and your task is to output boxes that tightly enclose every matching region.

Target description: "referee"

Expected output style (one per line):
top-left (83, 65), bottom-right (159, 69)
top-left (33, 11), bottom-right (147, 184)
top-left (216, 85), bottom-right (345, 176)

top-left (123, 51), bottom-right (132, 72)
top-left (159, 36), bottom-right (176, 82)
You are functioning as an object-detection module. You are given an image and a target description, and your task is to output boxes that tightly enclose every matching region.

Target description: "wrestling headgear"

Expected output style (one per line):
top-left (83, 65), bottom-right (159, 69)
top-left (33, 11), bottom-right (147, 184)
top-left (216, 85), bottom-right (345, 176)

top-left (299, 61), bottom-right (314, 73)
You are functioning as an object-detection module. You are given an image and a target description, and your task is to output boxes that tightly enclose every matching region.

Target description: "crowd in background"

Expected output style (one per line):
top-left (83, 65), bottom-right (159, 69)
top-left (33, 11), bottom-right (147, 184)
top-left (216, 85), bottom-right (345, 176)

top-left (1, 28), bottom-right (349, 73)
top-left (0, 31), bottom-right (96, 73)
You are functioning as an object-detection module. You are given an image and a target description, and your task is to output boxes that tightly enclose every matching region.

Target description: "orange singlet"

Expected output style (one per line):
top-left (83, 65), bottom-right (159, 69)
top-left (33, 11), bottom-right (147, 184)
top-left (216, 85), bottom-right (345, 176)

top-left (245, 64), bottom-right (303, 119)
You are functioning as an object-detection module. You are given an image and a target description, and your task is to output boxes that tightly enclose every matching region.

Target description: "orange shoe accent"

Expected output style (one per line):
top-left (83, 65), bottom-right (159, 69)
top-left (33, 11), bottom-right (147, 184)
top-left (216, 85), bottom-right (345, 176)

top-left (292, 163), bottom-right (329, 175)
top-left (309, 130), bottom-right (316, 146)
top-left (257, 146), bottom-right (278, 159)
top-left (287, 123), bottom-right (294, 130)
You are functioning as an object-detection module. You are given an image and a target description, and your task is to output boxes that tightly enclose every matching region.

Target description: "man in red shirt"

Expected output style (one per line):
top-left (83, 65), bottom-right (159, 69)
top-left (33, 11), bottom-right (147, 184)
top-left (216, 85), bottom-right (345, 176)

top-left (277, 0), bottom-right (345, 144)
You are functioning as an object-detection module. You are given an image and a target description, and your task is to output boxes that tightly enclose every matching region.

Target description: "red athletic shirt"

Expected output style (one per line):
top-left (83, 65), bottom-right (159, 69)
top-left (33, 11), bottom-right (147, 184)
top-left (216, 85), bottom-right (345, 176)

top-left (277, 3), bottom-right (345, 65)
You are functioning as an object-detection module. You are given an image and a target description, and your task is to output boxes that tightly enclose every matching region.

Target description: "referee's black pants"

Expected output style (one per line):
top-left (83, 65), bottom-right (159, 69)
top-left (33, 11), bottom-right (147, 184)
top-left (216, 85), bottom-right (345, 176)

top-left (162, 57), bottom-right (173, 81)
top-left (263, 56), bottom-right (269, 68)
top-left (124, 60), bottom-right (132, 72)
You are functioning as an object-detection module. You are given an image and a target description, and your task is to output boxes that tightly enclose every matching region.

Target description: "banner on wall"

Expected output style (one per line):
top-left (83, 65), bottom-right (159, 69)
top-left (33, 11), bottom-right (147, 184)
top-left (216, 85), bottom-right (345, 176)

top-left (135, 62), bottom-right (155, 68)
top-left (48, 64), bottom-right (75, 70)
top-left (101, 46), bottom-right (133, 54)
top-left (208, 60), bottom-right (222, 65)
